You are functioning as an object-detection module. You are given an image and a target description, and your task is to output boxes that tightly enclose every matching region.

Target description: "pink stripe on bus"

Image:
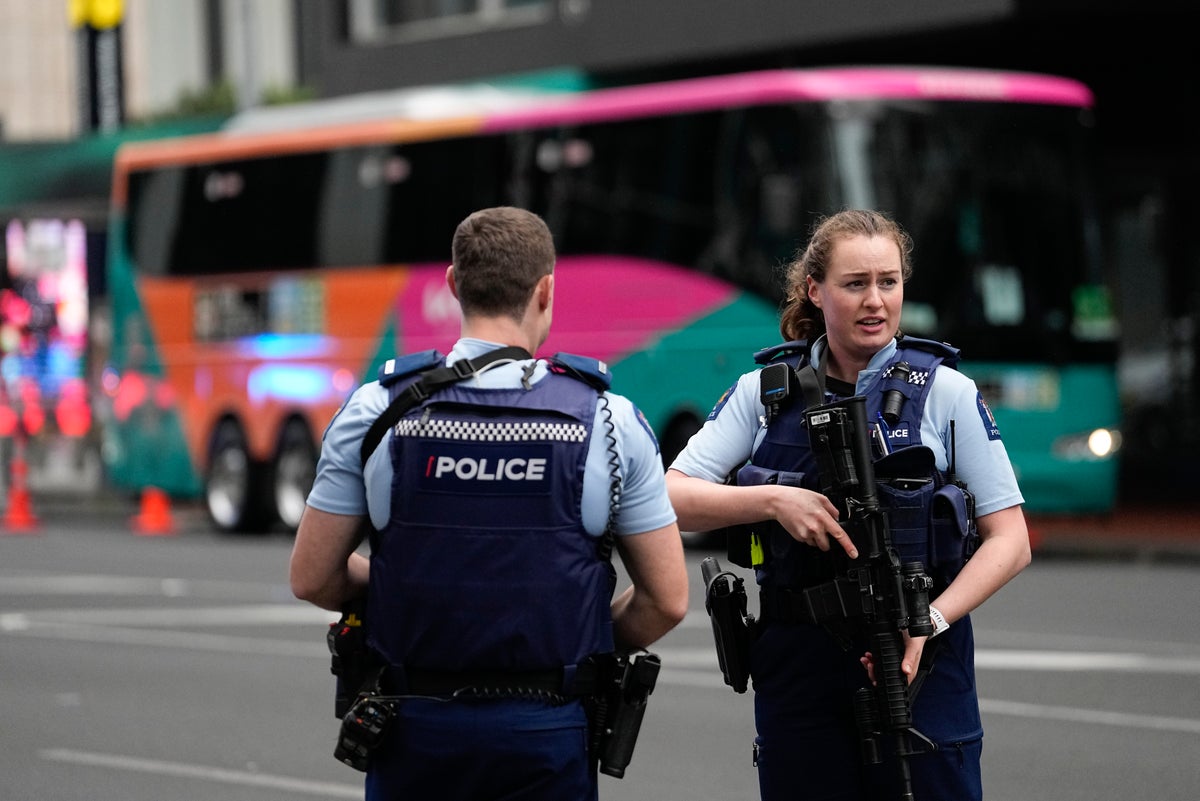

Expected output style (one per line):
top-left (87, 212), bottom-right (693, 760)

top-left (396, 257), bottom-right (736, 363)
top-left (482, 68), bottom-right (1092, 132)
top-left (544, 257), bottom-right (736, 362)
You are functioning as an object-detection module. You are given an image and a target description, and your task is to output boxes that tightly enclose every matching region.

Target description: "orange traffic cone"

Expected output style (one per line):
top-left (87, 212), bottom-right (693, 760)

top-left (1027, 523), bottom-right (1042, 552)
top-left (131, 486), bottom-right (175, 536)
top-left (3, 440), bottom-right (39, 534)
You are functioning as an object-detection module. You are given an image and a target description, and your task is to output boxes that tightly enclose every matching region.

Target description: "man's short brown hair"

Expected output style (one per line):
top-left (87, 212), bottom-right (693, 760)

top-left (451, 207), bottom-right (556, 320)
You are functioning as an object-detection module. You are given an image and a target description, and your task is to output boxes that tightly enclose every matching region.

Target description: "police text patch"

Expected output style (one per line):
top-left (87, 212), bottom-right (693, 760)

top-left (415, 441), bottom-right (553, 495)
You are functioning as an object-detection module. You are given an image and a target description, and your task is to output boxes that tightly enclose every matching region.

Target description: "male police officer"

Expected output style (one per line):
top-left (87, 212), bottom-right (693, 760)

top-left (290, 206), bottom-right (688, 801)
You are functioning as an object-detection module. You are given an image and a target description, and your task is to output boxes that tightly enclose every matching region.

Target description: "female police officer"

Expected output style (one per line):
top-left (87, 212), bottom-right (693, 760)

top-left (666, 209), bottom-right (1031, 800)
top-left (291, 206), bottom-right (688, 801)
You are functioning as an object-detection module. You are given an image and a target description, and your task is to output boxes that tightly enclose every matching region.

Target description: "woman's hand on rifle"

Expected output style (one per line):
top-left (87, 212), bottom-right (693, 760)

top-left (860, 631), bottom-right (928, 686)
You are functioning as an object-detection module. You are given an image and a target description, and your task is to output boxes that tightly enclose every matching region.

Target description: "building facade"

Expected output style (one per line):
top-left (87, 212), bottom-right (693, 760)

top-left (0, 0), bottom-right (299, 140)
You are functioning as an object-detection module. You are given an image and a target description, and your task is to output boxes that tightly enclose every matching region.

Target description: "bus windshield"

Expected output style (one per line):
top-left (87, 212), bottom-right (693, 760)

top-left (830, 100), bottom-right (1112, 363)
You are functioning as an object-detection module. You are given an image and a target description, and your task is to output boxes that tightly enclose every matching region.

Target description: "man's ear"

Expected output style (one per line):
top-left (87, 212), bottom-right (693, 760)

top-left (446, 264), bottom-right (459, 299)
top-left (537, 273), bottom-right (554, 311)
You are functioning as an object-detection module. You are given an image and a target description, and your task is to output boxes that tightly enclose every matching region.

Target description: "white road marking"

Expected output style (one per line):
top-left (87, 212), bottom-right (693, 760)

top-left (21, 615), bottom-right (1200, 796)
top-left (6, 606), bottom-right (1200, 674)
top-left (975, 649), bottom-right (1200, 674)
top-left (0, 574), bottom-right (292, 599)
top-left (39, 748), bottom-right (361, 797)
top-left (4, 620), bottom-right (328, 656)
top-left (4, 603), bottom-right (337, 627)
top-left (979, 699), bottom-right (1200, 735)
top-left (8, 583), bottom-right (1200, 746)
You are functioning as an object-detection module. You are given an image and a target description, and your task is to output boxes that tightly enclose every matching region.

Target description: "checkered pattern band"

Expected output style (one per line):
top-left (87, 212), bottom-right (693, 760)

top-left (394, 418), bottom-right (588, 443)
top-left (885, 364), bottom-right (930, 385)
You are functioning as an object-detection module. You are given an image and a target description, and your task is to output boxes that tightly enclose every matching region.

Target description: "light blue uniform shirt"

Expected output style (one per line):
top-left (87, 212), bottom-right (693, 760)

top-left (308, 338), bottom-right (677, 536)
top-left (670, 337), bottom-right (1024, 518)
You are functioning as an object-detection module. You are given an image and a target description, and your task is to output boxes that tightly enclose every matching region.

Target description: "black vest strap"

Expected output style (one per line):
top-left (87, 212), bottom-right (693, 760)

top-left (795, 354), bottom-right (827, 409)
top-left (359, 346), bottom-right (533, 469)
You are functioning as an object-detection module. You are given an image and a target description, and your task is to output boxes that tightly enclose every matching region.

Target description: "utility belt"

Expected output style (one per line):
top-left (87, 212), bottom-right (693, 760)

top-left (379, 663), bottom-right (602, 700)
top-left (328, 606), bottom-right (659, 779)
top-left (758, 579), bottom-right (896, 653)
top-left (703, 561), bottom-right (937, 691)
top-left (700, 557), bottom-right (880, 693)
top-left (759, 580), bottom-right (864, 626)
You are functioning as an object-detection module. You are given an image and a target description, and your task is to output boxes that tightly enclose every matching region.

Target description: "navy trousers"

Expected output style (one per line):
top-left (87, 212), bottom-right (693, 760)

top-left (365, 697), bottom-right (596, 801)
top-left (751, 622), bottom-right (983, 801)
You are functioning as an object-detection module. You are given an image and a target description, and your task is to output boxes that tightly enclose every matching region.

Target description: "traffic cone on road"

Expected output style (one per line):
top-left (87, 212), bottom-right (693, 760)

top-left (131, 486), bottom-right (175, 536)
top-left (3, 438), bottom-right (40, 534)
top-left (1027, 523), bottom-right (1042, 552)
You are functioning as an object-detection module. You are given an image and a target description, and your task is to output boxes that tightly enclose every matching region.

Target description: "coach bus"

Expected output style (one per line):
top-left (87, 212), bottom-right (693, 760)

top-left (102, 66), bottom-right (1120, 533)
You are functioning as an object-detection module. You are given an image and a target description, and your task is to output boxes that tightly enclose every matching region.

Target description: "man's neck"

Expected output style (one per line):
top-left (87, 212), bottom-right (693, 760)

top-left (460, 317), bottom-right (539, 355)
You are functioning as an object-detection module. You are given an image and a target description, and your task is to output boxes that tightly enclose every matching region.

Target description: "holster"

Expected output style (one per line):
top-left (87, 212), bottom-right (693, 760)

top-left (328, 598), bottom-right (372, 719)
top-left (588, 651), bottom-right (661, 779)
top-left (701, 556), bottom-right (758, 693)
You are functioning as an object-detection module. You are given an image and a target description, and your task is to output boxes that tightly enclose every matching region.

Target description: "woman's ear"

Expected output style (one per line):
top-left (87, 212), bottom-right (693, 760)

top-left (806, 275), bottom-right (821, 308)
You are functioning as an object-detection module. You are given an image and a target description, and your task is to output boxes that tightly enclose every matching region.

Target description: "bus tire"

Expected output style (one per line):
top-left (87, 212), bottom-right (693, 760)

top-left (273, 419), bottom-right (317, 533)
top-left (206, 420), bottom-right (270, 533)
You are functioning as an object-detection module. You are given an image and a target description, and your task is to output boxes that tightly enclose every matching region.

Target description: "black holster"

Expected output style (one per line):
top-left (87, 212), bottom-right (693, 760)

top-left (328, 598), bottom-right (372, 719)
top-left (589, 651), bottom-right (661, 778)
top-left (701, 556), bottom-right (757, 693)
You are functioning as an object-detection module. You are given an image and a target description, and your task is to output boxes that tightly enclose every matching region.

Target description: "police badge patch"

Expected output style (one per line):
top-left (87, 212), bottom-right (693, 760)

top-left (976, 392), bottom-right (1002, 441)
top-left (707, 382), bottom-right (738, 421)
top-left (633, 405), bottom-right (659, 451)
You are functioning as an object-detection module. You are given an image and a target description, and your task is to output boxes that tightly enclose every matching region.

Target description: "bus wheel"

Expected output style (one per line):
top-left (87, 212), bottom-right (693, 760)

top-left (206, 421), bottom-right (268, 533)
top-left (273, 420), bottom-right (316, 532)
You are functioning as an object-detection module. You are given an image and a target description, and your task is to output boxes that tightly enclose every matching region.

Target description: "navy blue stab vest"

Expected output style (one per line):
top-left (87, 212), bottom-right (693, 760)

top-left (741, 336), bottom-right (973, 592)
top-left (365, 353), bottom-right (617, 679)
top-left (743, 336), bottom-right (986, 744)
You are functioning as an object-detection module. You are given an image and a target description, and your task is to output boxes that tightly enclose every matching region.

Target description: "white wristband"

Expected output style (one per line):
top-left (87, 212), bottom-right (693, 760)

top-left (928, 605), bottom-right (949, 639)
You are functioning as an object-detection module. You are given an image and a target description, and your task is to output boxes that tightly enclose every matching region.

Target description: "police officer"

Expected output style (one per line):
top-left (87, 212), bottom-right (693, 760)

top-left (666, 209), bottom-right (1031, 800)
top-left (290, 206), bottom-right (689, 801)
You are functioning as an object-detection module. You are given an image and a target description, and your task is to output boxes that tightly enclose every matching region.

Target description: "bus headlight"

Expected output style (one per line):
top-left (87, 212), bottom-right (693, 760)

top-left (1052, 428), bottom-right (1122, 461)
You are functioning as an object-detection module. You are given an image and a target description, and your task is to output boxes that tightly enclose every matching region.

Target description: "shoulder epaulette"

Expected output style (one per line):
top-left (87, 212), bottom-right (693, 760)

top-left (754, 340), bottom-right (809, 366)
top-left (896, 335), bottom-right (961, 369)
top-left (547, 352), bottom-right (612, 390)
top-left (377, 350), bottom-right (445, 387)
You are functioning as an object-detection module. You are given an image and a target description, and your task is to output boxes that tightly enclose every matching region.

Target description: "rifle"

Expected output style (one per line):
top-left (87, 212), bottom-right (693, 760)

top-left (804, 395), bottom-right (936, 801)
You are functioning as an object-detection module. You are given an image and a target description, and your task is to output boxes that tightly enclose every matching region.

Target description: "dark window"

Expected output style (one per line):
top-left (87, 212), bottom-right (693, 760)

top-left (532, 113), bottom-right (720, 267)
top-left (523, 105), bottom-right (835, 305)
top-left (127, 152), bottom-right (326, 275)
top-left (125, 135), bottom-right (511, 276)
top-left (853, 102), bottom-right (1109, 361)
top-left (379, 135), bottom-right (509, 263)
